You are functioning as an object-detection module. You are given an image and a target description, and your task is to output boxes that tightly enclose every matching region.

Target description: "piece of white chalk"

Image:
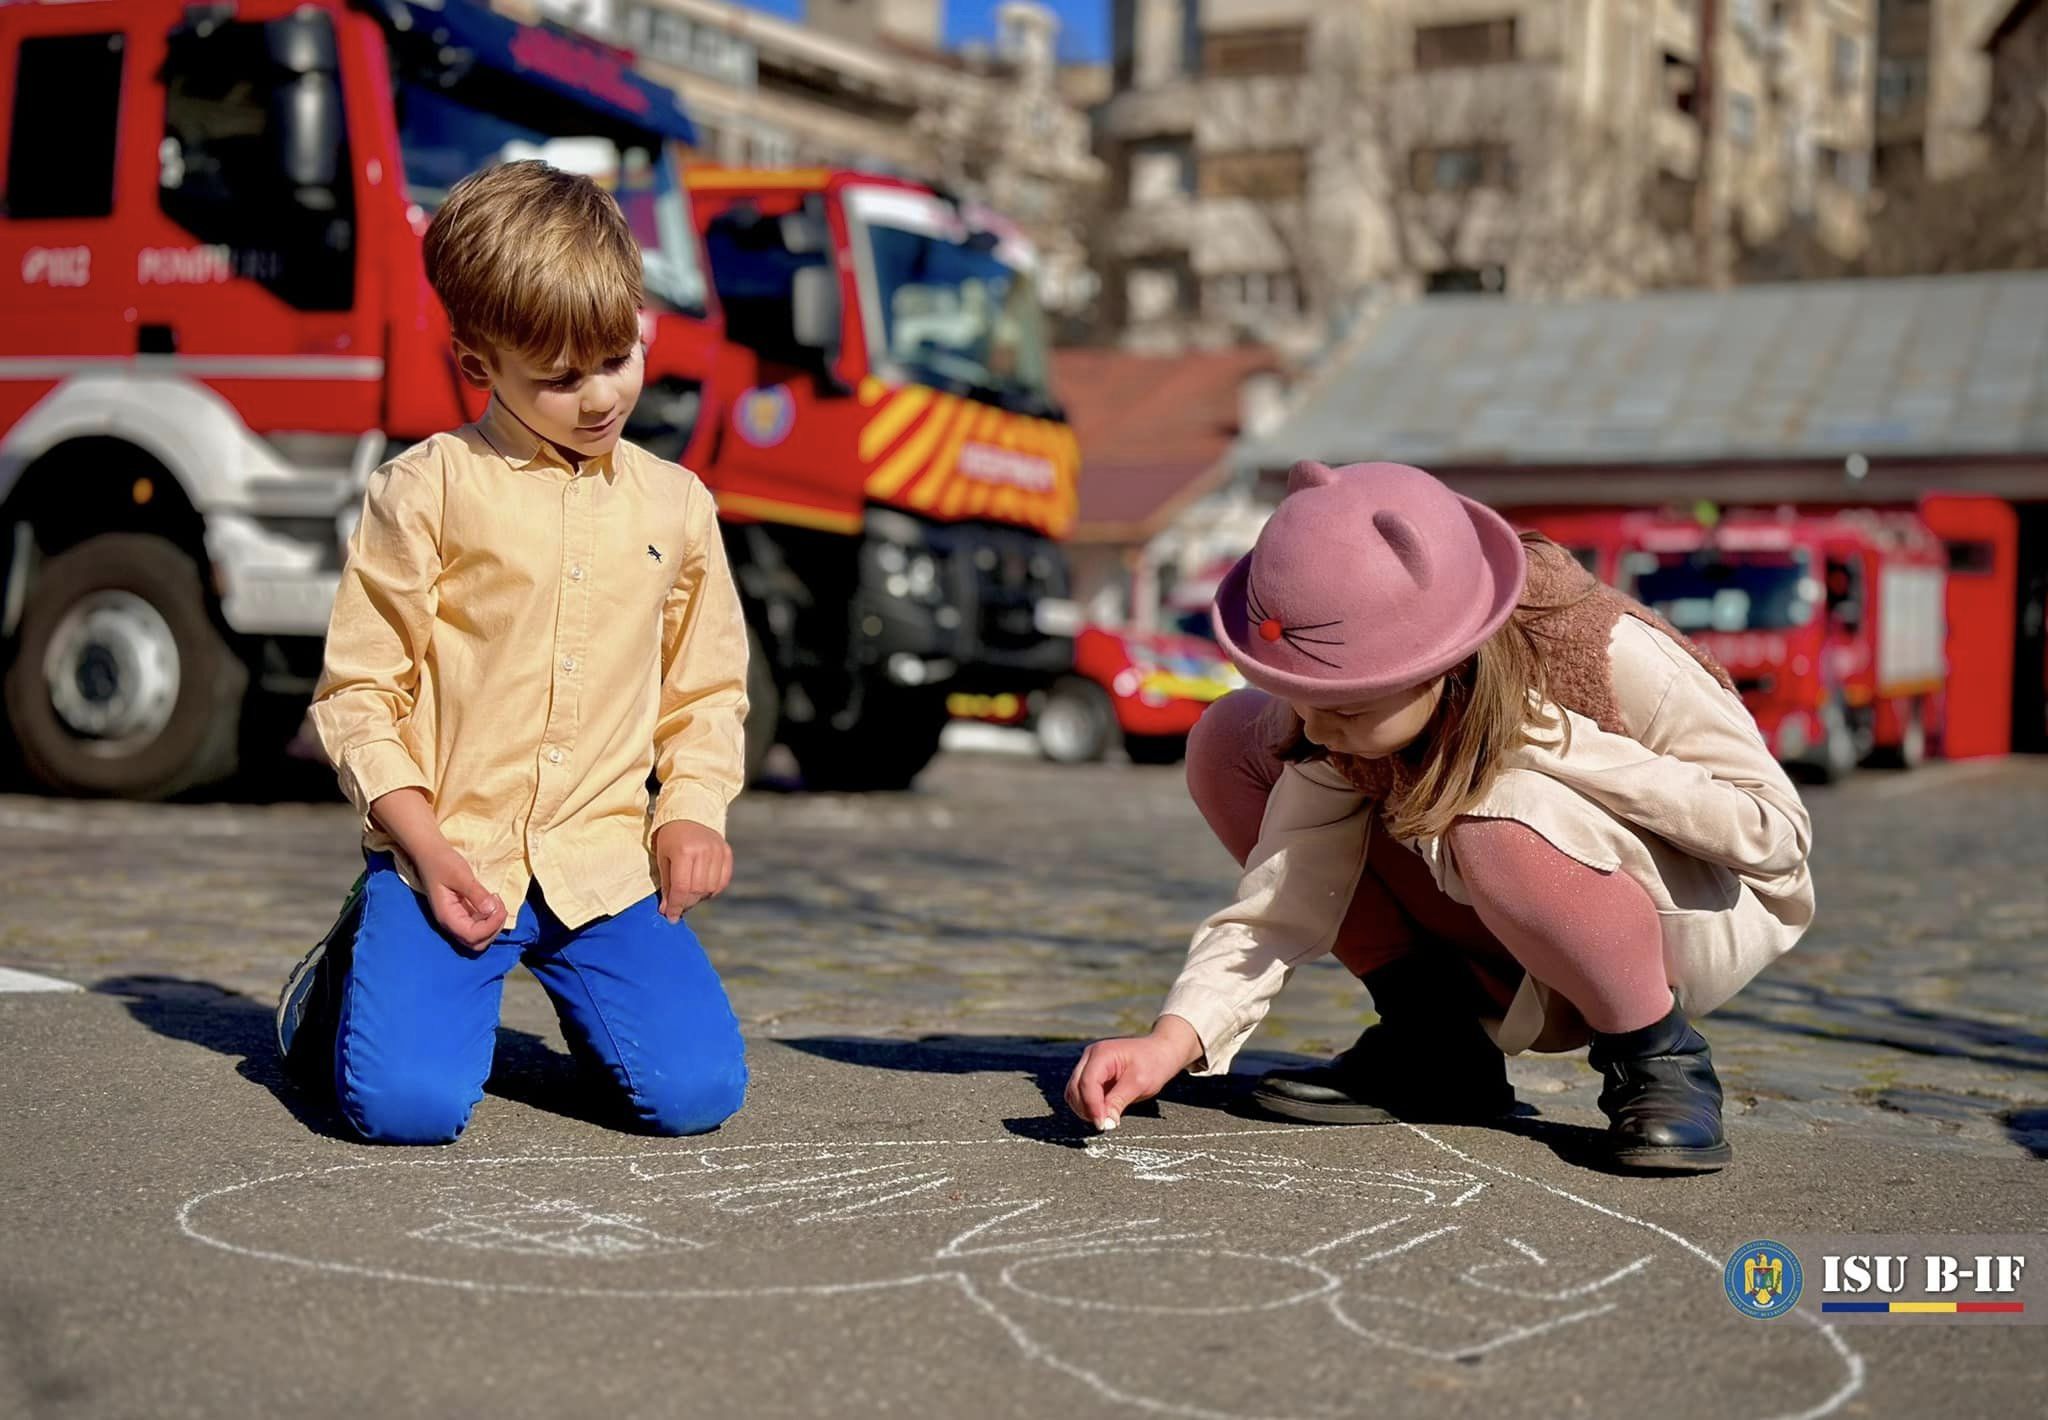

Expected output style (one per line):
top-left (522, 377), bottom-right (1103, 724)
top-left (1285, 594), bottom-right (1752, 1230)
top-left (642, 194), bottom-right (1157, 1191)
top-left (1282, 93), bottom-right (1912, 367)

top-left (1095, 1116), bottom-right (1118, 1132)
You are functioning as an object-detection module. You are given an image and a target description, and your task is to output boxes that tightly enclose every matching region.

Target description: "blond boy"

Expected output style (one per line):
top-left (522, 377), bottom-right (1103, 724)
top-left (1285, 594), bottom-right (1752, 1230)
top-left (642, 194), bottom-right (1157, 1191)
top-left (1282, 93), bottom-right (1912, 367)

top-left (277, 162), bottom-right (748, 1144)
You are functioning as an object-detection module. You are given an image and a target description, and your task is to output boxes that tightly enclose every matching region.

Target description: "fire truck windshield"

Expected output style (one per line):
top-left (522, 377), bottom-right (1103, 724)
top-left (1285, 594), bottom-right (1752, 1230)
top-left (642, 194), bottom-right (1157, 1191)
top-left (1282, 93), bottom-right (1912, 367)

top-left (393, 77), bottom-right (708, 317)
top-left (1627, 552), bottom-right (1821, 633)
top-left (858, 222), bottom-right (1058, 418)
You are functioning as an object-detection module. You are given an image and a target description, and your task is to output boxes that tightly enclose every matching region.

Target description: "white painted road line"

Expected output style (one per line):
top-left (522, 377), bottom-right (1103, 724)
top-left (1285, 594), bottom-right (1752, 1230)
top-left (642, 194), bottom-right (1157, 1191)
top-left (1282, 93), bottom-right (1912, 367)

top-left (0, 966), bottom-right (82, 993)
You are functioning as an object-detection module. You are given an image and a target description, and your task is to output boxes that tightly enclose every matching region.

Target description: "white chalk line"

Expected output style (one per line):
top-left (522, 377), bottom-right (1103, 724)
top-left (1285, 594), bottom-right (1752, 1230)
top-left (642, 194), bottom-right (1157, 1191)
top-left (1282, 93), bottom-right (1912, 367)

top-left (0, 965), bottom-right (82, 993)
top-left (1399, 1124), bottom-right (1867, 1420)
top-left (1350, 1225), bottom-right (1460, 1268)
top-left (1295, 1216), bottom-right (1412, 1259)
top-left (176, 1127), bottom-right (1868, 1420)
top-left (997, 1248), bottom-right (1342, 1318)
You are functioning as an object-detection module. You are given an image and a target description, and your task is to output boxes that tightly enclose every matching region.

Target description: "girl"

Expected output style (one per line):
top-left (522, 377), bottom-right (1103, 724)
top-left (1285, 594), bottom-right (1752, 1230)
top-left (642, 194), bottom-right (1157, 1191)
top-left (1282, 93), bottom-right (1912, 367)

top-left (1066, 461), bottom-right (1815, 1173)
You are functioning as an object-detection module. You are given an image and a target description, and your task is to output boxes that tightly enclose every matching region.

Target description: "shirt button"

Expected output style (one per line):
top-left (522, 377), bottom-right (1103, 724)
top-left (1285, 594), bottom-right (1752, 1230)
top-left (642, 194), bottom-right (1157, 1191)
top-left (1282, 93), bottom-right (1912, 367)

top-left (547, 747), bottom-right (565, 765)
top-left (561, 656), bottom-right (577, 673)
top-left (570, 565), bottom-right (585, 582)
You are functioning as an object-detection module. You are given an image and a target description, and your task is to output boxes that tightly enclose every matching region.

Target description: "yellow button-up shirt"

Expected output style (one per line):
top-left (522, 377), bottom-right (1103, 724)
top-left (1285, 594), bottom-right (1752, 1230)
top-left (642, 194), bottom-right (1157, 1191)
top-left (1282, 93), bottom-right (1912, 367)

top-left (310, 398), bottom-right (749, 928)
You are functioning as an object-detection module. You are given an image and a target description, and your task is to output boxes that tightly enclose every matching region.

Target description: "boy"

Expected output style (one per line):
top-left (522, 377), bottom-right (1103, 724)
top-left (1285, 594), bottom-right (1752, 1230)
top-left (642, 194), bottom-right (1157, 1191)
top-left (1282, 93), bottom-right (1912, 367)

top-left (277, 161), bottom-right (749, 1145)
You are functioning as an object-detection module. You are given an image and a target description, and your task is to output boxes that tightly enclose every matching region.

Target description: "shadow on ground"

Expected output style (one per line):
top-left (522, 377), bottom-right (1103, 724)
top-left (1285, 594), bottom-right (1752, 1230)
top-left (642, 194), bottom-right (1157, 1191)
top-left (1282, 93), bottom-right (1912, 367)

top-left (91, 974), bottom-right (623, 1140)
top-left (1716, 976), bottom-right (2048, 1074)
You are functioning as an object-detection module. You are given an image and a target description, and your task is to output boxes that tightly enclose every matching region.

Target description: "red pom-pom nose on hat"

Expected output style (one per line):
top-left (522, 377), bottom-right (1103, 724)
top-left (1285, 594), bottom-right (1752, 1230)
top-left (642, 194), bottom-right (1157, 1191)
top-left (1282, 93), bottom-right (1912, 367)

top-left (1259, 618), bottom-right (1284, 643)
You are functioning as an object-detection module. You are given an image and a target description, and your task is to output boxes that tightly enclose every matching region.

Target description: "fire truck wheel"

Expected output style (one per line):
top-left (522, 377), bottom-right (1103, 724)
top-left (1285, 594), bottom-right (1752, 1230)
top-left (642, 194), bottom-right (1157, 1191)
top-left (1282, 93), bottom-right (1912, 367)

top-left (1122, 733), bottom-right (1188, 766)
top-left (743, 625), bottom-right (781, 784)
top-left (790, 690), bottom-right (949, 791)
top-left (5, 534), bottom-right (245, 800)
top-left (1037, 677), bottom-right (1114, 764)
top-left (1815, 698), bottom-right (1859, 784)
top-left (1870, 700), bottom-right (1928, 771)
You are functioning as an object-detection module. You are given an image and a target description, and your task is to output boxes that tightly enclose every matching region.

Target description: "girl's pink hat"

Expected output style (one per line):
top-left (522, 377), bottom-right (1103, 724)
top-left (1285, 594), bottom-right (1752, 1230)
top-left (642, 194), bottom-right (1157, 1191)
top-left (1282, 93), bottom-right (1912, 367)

top-left (1211, 461), bottom-right (1527, 706)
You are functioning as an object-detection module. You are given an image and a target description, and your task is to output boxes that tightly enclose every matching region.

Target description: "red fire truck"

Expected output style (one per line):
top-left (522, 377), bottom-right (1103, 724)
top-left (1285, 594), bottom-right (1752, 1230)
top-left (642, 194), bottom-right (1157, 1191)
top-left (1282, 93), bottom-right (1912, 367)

top-left (0, 0), bottom-right (1079, 797)
top-left (1524, 507), bottom-right (1948, 779)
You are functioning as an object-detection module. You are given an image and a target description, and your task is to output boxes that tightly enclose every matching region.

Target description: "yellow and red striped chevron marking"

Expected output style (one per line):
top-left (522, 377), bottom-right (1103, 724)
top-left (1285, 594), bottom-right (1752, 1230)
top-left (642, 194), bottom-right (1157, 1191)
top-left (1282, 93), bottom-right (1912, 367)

top-left (857, 378), bottom-right (1080, 539)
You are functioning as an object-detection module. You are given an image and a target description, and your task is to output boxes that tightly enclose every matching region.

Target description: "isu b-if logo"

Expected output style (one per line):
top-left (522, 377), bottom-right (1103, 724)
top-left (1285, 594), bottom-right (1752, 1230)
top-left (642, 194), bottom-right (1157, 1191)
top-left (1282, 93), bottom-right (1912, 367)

top-left (1725, 1240), bottom-right (1804, 1319)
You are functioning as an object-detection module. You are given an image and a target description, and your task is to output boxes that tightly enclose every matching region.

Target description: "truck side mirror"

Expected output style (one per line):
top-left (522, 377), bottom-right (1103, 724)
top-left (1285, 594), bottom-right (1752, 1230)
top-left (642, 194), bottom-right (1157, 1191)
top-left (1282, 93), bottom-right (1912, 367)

top-left (791, 265), bottom-right (840, 356)
top-left (273, 72), bottom-right (345, 192)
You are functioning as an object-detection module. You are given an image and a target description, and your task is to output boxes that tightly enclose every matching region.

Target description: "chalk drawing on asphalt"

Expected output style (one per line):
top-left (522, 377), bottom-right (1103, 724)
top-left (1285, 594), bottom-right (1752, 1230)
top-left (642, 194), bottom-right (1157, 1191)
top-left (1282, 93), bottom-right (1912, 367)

top-left (178, 1126), bottom-right (1866, 1420)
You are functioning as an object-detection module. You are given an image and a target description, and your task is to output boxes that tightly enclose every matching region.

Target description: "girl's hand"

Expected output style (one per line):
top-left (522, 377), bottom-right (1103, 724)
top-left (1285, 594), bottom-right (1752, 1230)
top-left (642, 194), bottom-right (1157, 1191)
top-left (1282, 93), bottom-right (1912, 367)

top-left (1065, 1016), bottom-right (1206, 1131)
top-left (654, 820), bottom-right (733, 922)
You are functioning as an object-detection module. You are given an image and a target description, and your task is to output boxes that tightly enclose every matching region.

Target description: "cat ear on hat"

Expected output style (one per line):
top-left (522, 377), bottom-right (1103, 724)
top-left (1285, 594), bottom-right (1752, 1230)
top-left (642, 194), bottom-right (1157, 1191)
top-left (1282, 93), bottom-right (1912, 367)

top-left (1285, 460), bottom-right (1339, 495)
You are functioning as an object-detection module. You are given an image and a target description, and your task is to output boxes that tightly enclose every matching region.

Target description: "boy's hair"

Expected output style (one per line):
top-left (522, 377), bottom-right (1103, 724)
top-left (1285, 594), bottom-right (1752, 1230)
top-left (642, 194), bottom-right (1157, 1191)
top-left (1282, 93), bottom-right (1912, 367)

top-left (423, 160), bottom-right (642, 369)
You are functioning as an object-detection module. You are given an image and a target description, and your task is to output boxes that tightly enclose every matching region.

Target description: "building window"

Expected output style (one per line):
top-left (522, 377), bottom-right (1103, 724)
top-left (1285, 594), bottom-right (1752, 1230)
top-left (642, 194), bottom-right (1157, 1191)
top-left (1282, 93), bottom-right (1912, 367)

top-left (1202, 26), bottom-right (1308, 78)
top-left (1408, 144), bottom-right (1515, 195)
top-left (1664, 52), bottom-right (1699, 116)
top-left (1876, 58), bottom-right (1927, 118)
top-left (1198, 149), bottom-right (1309, 200)
top-left (1414, 19), bottom-right (1519, 70)
top-left (1207, 270), bottom-right (1301, 321)
top-left (1425, 265), bottom-right (1506, 294)
top-left (1129, 139), bottom-right (1196, 203)
top-left (1831, 34), bottom-right (1859, 97)
top-left (1727, 92), bottom-right (1757, 147)
top-left (1874, 139), bottom-right (1924, 185)
top-left (6, 33), bottom-right (124, 219)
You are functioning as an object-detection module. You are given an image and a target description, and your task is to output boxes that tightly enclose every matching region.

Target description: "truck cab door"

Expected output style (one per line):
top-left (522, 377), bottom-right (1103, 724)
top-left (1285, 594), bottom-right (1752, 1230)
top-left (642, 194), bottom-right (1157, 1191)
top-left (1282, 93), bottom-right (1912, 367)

top-left (138, 7), bottom-right (377, 433)
top-left (1, 14), bottom-right (134, 429)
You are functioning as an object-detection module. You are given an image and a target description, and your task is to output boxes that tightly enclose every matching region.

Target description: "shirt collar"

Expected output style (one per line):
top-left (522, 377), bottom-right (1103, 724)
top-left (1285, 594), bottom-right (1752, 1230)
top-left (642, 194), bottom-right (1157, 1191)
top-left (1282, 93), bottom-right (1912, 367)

top-left (476, 395), bottom-right (619, 480)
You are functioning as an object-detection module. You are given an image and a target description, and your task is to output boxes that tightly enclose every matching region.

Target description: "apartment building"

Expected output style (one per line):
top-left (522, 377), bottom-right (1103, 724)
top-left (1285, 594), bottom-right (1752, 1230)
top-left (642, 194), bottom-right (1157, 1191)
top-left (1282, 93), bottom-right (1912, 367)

top-left (1870, 0), bottom-right (2015, 184)
top-left (1097, 0), bottom-right (1878, 351)
top-left (517, 0), bottom-right (1104, 313)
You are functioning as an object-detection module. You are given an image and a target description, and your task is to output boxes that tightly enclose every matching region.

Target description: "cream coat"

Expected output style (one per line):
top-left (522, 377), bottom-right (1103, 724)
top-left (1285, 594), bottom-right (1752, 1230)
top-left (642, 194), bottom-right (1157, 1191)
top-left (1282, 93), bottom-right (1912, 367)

top-left (1160, 617), bottom-right (1816, 1070)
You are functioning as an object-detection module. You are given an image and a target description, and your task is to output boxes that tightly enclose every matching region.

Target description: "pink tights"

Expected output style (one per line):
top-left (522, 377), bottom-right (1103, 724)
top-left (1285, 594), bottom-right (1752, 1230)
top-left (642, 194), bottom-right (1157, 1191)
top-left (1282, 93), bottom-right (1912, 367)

top-left (1186, 691), bottom-right (1675, 1036)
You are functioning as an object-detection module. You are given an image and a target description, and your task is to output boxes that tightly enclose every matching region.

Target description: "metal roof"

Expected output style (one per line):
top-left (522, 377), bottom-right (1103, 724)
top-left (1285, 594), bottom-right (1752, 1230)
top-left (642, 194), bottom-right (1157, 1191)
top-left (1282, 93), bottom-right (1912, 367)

top-left (1235, 272), bottom-right (2048, 472)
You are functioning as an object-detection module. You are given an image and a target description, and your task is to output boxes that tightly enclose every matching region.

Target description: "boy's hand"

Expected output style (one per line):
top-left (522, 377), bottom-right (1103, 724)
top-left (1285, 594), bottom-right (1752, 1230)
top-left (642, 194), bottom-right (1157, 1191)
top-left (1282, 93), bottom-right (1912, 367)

top-left (654, 820), bottom-right (732, 922)
top-left (417, 847), bottom-right (507, 951)
top-left (1065, 1016), bottom-right (1205, 1132)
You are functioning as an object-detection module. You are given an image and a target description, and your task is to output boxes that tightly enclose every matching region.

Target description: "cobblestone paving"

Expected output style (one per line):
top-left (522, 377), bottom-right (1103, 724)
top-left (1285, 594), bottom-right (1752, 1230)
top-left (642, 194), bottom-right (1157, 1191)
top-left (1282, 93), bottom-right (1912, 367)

top-left (3, 749), bottom-right (2044, 1160)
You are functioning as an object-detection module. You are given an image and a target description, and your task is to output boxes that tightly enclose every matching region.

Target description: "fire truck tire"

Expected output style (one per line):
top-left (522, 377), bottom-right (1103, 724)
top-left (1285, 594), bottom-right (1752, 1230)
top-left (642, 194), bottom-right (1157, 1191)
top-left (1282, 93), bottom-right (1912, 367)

top-left (790, 689), bottom-right (949, 791)
top-left (1122, 732), bottom-right (1187, 766)
top-left (1037, 677), bottom-right (1114, 764)
top-left (1815, 699), bottom-right (1859, 784)
top-left (5, 534), bottom-right (245, 800)
top-left (743, 625), bottom-right (780, 784)
top-left (1870, 700), bottom-right (1928, 771)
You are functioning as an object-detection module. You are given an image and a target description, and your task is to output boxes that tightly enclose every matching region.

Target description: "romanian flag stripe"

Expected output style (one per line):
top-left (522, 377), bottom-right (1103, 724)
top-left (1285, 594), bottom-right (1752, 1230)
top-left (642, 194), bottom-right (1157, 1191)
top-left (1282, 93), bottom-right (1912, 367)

top-left (1819, 1301), bottom-right (2026, 1313)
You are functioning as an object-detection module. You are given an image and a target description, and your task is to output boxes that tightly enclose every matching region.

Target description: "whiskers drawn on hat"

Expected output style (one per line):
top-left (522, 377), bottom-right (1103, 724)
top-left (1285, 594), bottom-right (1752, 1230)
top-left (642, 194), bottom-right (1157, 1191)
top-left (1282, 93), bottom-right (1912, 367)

top-left (1244, 577), bottom-right (1345, 669)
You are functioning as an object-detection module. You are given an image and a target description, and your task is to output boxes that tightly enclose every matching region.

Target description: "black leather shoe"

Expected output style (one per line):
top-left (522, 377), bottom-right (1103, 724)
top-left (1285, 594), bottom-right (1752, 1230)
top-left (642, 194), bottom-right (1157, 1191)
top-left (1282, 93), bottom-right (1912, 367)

top-left (1252, 955), bottom-right (1516, 1125)
top-left (1589, 1002), bottom-right (1733, 1172)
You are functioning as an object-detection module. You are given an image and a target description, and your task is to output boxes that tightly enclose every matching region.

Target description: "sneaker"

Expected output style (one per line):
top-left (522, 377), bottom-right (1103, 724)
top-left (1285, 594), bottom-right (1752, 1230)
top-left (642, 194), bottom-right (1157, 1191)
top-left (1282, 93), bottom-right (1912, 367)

top-left (277, 873), bottom-right (366, 1092)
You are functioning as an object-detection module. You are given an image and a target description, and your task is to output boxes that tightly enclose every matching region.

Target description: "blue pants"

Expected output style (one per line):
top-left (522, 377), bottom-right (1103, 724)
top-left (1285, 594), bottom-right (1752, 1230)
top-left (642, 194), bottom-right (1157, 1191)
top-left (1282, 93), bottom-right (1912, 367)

top-left (331, 856), bottom-right (747, 1145)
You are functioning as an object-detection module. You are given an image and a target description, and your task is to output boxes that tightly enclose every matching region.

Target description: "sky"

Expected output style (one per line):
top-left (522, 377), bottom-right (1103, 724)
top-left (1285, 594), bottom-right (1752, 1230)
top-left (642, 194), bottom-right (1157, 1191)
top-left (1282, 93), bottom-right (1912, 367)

top-left (731, 1), bottom-right (1110, 63)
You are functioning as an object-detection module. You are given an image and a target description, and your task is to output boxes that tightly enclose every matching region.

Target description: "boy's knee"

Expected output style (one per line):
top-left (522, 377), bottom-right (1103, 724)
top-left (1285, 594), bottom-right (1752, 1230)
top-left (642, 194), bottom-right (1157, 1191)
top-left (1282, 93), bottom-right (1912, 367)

top-left (629, 1055), bottom-right (748, 1137)
top-left (338, 1066), bottom-right (479, 1145)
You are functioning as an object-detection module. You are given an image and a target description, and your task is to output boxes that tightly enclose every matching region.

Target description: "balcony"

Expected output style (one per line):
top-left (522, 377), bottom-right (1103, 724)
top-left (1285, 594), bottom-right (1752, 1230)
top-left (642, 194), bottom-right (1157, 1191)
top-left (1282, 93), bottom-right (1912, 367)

top-left (1098, 82), bottom-right (1199, 141)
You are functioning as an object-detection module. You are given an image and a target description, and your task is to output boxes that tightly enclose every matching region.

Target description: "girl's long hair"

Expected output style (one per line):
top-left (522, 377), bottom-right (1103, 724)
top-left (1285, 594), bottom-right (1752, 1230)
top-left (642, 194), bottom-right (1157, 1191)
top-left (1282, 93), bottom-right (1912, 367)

top-left (1273, 533), bottom-right (1595, 841)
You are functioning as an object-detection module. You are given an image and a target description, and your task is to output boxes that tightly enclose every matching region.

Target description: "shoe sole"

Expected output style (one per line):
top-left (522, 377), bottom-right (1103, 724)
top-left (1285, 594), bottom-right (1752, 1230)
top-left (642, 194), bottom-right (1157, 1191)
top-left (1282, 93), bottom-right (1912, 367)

top-left (1608, 1142), bottom-right (1734, 1173)
top-left (1251, 1086), bottom-right (1517, 1127)
top-left (274, 933), bottom-right (329, 1059)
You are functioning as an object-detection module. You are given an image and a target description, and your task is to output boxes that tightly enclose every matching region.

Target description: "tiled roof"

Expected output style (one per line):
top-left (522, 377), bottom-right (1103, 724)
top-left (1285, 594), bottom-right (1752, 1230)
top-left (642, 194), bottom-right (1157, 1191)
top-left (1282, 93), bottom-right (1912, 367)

top-left (1055, 345), bottom-right (1278, 541)
top-left (1234, 273), bottom-right (2048, 473)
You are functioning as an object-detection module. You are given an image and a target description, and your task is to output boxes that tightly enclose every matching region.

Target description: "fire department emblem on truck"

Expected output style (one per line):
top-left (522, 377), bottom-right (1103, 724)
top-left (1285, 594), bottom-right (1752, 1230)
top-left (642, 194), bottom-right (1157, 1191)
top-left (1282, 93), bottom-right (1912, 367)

top-left (734, 385), bottom-right (796, 448)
